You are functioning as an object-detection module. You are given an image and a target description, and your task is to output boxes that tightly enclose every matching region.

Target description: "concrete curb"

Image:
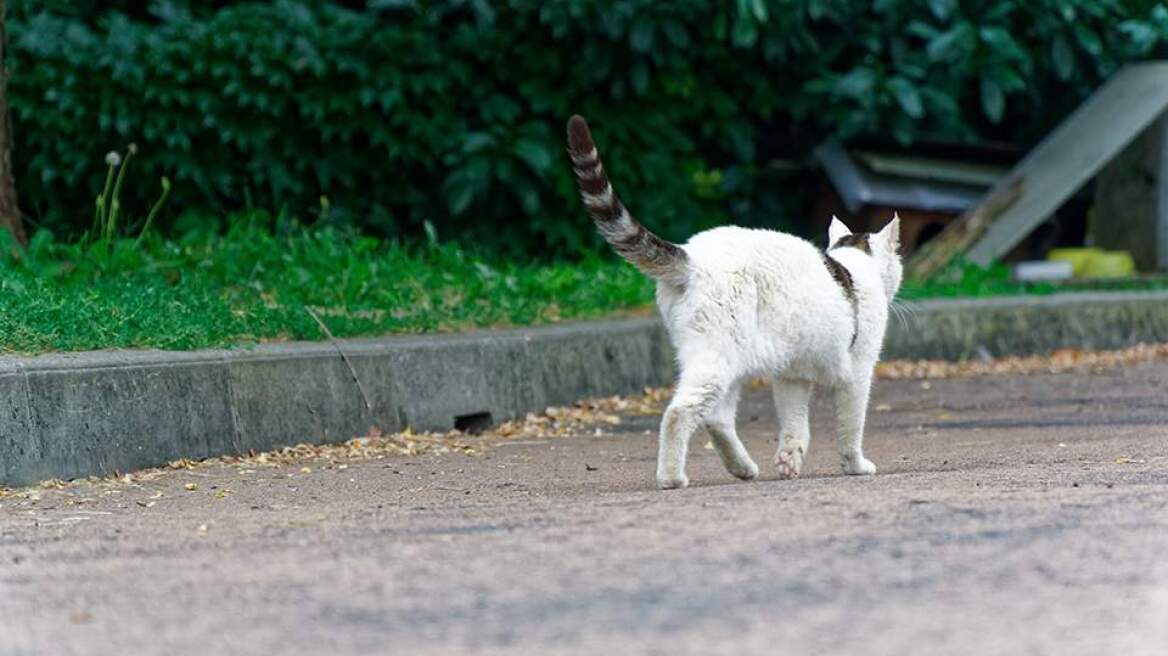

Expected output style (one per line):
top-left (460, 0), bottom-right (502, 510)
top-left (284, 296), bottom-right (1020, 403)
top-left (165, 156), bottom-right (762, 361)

top-left (2, 291), bottom-right (1167, 486)
top-left (884, 290), bottom-right (1168, 360)
top-left (0, 319), bottom-right (674, 486)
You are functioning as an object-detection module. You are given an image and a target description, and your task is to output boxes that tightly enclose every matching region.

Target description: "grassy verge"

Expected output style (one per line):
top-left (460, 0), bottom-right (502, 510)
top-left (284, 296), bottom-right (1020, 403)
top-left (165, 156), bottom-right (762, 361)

top-left (3, 220), bottom-right (1166, 355)
top-left (0, 216), bottom-right (654, 354)
top-left (898, 261), bottom-right (1168, 300)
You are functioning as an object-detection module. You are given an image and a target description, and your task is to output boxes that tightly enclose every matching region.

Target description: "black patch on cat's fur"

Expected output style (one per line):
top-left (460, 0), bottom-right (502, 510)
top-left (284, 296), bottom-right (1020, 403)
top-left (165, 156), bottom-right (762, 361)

top-left (822, 253), bottom-right (859, 347)
top-left (830, 233), bottom-right (872, 254)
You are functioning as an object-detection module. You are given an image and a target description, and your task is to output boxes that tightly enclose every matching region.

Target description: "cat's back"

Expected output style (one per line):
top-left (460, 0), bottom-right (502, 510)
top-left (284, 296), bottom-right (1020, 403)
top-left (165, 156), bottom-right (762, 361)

top-left (682, 226), bottom-right (821, 274)
top-left (665, 225), bottom-right (850, 371)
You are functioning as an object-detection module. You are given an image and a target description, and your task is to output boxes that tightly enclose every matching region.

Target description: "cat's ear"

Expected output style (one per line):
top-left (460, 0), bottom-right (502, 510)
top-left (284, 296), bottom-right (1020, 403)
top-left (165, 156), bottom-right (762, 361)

top-left (877, 213), bottom-right (901, 253)
top-left (828, 215), bottom-right (851, 247)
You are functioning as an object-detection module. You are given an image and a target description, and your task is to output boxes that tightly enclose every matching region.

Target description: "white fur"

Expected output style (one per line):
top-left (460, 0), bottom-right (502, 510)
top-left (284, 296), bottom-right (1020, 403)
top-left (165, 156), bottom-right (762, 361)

top-left (828, 215), bottom-right (851, 245)
top-left (570, 147), bottom-right (598, 165)
top-left (581, 186), bottom-right (614, 209)
top-left (652, 216), bottom-right (902, 489)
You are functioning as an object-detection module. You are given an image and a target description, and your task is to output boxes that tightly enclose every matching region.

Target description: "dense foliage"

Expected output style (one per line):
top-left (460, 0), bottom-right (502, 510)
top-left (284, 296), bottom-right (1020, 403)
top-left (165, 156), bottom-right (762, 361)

top-left (8, 0), bottom-right (1168, 255)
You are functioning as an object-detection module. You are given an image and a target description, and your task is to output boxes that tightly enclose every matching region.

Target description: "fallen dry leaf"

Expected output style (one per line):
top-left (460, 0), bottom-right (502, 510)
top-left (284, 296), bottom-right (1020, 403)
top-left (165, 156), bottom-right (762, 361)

top-left (9, 343), bottom-right (1167, 500)
top-left (876, 343), bottom-right (1168, 380)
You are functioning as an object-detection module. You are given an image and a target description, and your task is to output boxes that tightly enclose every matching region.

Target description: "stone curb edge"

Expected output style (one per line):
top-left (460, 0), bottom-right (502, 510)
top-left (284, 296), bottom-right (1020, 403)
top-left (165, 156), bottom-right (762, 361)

top-left (2, 291), bottom-right (1166, 486)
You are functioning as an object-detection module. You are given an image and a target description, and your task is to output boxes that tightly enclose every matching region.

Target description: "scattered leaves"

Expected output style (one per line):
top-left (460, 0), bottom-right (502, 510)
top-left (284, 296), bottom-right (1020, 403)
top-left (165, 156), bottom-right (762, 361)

top-left (4, 346), bottom-right (1165, 500)
top-left (877, 344), bottom-right (1168, 379)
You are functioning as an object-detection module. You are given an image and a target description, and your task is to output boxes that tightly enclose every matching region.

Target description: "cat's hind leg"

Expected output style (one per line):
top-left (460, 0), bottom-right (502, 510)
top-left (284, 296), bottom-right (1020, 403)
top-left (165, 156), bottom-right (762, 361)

top-left (772, 378), bottom-right (813, 479)
top-left (833, 373), bottom-right (877, 476)
top-left (704, 384), bottom-right (759, 481)
top-left (657, 366), bottom-right (731, 490)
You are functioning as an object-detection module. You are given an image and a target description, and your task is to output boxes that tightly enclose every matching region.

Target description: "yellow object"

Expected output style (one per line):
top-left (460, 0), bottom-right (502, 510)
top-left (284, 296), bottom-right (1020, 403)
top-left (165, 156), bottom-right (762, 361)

top-left (1047, 248), bottom-right (1135, 278)
top-left (1081, 251), bottom-right (1135, 278)
top-left (1047, 248), bottom-right (1101, 277)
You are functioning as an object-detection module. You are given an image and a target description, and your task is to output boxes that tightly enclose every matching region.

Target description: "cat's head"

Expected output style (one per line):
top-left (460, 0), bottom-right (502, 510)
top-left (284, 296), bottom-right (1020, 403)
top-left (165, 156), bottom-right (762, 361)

top-left (828, 215), bottom-right (902, 301)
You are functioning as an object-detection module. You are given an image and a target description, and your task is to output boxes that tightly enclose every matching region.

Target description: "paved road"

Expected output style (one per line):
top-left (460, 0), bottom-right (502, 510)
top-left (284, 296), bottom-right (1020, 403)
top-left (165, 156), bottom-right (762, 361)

top-left (3, 362), bottom-right (1168, 655)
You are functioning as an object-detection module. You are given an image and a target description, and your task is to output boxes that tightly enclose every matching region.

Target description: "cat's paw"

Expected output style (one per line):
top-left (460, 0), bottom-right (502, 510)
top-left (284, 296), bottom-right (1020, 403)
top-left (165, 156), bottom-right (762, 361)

top-left (841, 454), bottom-right (876, 476)
top-left (657, 472), bottom-right (690, 490)
top-left (774, 446), bottom-right (804, 480)
top-left (728, 458), bottom-right (759, 481)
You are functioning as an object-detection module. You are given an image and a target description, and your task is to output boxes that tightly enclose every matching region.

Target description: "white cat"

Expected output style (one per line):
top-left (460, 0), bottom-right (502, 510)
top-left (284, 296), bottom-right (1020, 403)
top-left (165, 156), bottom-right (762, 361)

top-left (566, 115), bottom-right (902, 489)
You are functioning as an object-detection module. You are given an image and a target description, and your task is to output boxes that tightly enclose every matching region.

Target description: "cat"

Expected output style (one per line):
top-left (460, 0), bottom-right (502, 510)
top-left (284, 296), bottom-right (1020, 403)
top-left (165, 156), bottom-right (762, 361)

top-left (566, 115), bottom-right (902, 489)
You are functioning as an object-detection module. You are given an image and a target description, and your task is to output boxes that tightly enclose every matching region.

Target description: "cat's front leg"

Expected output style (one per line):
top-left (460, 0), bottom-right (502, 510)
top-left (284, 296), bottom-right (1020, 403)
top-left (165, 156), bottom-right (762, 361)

top-left (833, 374), bottom-right (877, 476)
top-left (772, 378), bottom-right (813, 479)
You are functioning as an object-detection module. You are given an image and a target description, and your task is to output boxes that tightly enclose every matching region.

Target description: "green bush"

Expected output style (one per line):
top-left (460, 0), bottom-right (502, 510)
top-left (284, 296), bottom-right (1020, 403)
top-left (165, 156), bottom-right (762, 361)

top-left (7, 1), bottom-right (1168, 255)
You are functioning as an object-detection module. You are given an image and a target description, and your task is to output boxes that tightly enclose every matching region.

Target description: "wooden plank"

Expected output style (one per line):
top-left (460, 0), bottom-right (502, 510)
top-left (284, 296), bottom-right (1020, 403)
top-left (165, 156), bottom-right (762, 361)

top-left (965, 62), bottom-right (1168, 265)
top-left (1091, 115), bottom-right (1168, 271)
top-left (905, 177), bottom-right (1024, 281)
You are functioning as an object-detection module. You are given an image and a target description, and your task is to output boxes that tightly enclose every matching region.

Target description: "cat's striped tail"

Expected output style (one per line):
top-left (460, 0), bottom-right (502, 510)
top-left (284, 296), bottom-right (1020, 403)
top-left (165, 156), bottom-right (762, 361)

top-left (566, 115), bottom-right (687, 288)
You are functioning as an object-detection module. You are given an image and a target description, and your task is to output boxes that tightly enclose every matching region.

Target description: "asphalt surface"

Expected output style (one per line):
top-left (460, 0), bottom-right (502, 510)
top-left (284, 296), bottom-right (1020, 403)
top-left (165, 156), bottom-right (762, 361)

top-left (2, 362), bottom-right (1168, 656)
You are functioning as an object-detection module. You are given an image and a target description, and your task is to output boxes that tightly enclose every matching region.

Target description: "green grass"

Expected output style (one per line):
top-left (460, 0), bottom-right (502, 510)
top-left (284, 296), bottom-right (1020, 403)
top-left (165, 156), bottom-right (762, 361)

top-left (3, 219), bottom-right (1167, 355)
top-left (0, 215), bottom-right (655, 354)
top-left (899, 260), bottom-right (1168, 300)
top-left (899, 261), bottom-right (1056, 300)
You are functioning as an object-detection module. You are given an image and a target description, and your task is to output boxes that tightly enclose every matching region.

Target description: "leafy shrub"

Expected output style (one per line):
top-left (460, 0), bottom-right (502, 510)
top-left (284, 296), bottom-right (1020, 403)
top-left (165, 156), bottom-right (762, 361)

top-left (7, 0), bottom-right (1168, 255)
